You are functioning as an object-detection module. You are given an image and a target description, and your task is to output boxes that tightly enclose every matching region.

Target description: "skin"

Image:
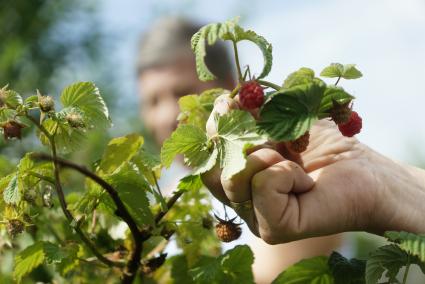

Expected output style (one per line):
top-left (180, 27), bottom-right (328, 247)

top-left (138, 56), bottom-right (345, 283)
top-left (202, 96), bottom-right (425, 245)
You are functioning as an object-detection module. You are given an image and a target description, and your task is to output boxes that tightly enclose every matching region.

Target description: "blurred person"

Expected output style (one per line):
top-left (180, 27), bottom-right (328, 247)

top-left (136, 17), bottom-right (343, 283)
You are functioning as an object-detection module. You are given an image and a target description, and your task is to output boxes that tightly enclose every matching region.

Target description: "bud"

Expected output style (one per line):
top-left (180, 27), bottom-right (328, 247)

top-left (65, 110), bottom-right (85, 128)
top-left (0, 85), bottom-right (8, 107)
top-left (7, 219), bottom-right (25, 238)
top-left (2, 120), bottom-right (25, 140)
top-left (38, 91), bottom-right (55, 112)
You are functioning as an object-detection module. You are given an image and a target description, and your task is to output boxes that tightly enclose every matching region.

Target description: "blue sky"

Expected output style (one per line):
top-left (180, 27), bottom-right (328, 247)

top-left (98, 0), bottom-right (425, 163)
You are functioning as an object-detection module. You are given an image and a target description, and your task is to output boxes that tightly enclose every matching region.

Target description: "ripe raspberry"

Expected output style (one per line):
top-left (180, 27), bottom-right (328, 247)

top-left (2, 120), bottom-right (25, 140)
top-left (288, 131), bottom-right (310, 153)
top-left (338, 111), bottom-right (362, 137)
top-left (330, 100), bottom-right (352, 124)
top-left (7, 219), bottom-right (25, 238)
top-left (215, 216), bottom-right (242, 242)
top-left (38, 95), bottom-right (55, 112)
top-left (239, 80), bottom-right (264, 109)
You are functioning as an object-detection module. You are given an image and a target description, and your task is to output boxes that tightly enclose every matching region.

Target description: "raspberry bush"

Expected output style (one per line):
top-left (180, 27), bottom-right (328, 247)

top-left (0, 17), bottom-right (424, 284)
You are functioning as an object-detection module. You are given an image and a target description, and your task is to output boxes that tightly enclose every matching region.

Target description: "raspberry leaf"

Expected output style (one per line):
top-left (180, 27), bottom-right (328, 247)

top-left (60, 82), bottom-right (110, 129)
top-left (0, 88), bottom-right (23, 109)
top-left (328, 251), bottom-right (366, 284)
top-left (282, 67), bottom-right (315, 89)
top-left (14, 242), bottom-right (46, 283)
top-left (3, 174), bottom-right (19, 204)
top-left (177, 174), bottom-right (203, 191)
top-left (365, 244), bottom-right (425, 284)
top-left (320, 63), bottom-right (363, 79)
top-left (215, 110), bottom-right (267, 179)
top-left (385, 231), bottom-right (425, 263)
top-left (272, 256), bottom-right (334, 284)
top-left (258, 81), bottom-right (326, 141)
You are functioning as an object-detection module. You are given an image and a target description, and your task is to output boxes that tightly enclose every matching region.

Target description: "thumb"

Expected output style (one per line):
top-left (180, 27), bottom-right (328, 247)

top-left (206, 93), bottom-right (239, 137)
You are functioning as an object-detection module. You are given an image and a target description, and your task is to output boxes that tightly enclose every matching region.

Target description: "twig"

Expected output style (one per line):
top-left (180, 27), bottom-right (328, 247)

top-left (154, 191), bottom-right (185, 224)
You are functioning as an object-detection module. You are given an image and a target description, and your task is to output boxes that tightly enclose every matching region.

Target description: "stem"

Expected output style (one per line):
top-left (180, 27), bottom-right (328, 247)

top-left (335, 76), bottom-right (341, 86)
top-left (152, 173), bottom-right (164, 202)
top-left (232, 41), bottom-right (243, 81)
top-left (257, 80), bottom-right (281, 91)
top-left (402, 256), bottom-right (411, 284)
top-left (28, 171), bottom-right (55, 184)
top-left (229, 84), bottom-right (241, 99)
top-left (154, 191), bottom-right (185, 224)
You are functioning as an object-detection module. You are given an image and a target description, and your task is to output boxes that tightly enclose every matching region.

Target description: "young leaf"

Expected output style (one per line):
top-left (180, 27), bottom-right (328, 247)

top-left (319, 86), bottom-right (355, 118)
top-left (132, 148), bottom-right (162, 185)
top-left (0, 108), bottom-right (16, 124)
top-left (282, 67), bottom-right (315, 89)
top-left (258, 81), bottom-right (326, 141)
top-left (177, 174), bottom-right (203, 191)
top-left (320, 63), bottom-right (362, 79)
top-left (328, 251), bottom-right (366, 284)
top-left (98, 133), bottom-right (144, 174)
top-left (385, 231), bottom-right (425, 262)
top-left (3, 174), bottom-right (20, 204)
top-left (272, 256), bottom-right (334, 284)
top-left (0, 87), bottom-right (23, 109)
top-left (14, 242), bottom-right (46, 283)
top-left (161, 124), bottom-right (213, 171)
top-left (365, 244), bottom-right (411, 284)
top-left (60, 81), bottom-right (110, 128)
top-left (215, 110), bottom-right (267, 179)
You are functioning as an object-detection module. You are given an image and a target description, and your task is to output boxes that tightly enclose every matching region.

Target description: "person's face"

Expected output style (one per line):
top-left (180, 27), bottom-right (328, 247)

top-left (138, 56), bottom-right (232, 146)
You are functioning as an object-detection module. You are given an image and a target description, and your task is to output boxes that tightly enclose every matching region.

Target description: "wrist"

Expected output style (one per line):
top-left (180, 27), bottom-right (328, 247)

top-left (369, 149), bottom-right (425, 234)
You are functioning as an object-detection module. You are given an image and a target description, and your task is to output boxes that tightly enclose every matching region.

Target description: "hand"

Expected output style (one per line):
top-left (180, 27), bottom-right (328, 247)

top-left (202, 97), bottom-right (425, 244)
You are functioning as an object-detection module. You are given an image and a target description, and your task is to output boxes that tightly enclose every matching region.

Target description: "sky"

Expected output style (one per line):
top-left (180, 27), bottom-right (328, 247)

top-left (97, 0), bottom-right (425, 164)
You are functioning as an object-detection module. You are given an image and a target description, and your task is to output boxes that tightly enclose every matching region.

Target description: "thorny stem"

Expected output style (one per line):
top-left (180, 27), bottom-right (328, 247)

top-left (232, 41), bottom-right (243, 81)
top-left (257, 79), bottom-right (281, 91)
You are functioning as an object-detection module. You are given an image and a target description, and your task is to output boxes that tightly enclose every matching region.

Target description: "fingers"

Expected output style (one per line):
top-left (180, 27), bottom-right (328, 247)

top-left (251, 160), bottom-right (315, 243)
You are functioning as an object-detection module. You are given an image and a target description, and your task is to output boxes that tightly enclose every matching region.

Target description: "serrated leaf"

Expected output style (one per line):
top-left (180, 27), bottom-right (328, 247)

top-left (161, 124), bottom-right (213, 171)
top-left (1, 89), bottom-right (23, 109)
top-left (0, 108), bottom-right (16, 124)
top-left (43, 242), bottom-right (66, 264)
top-left (385, 231), bottom-right (425, 262)
top-left (365, 244), bottom-right (410, 284)
top-left (191, 18), bottom-right (272, 81)
top-left (328, 252), bottom-right (366, 284)
top-left (170, 255), bottom-right (195, 284)
top-left (272, 256), bottom-right (334, 284)
top-left (24, 95), bottom-right (39, 108)
top-left (319, 86), bottom-right (355, 118)
top-left (178, 89), bottom-right (225, 129)
top-left (215, 110), bottom-right (266, 179)
top-left (99, 133), bottom-right (144, 174)
top-left (178, 175), bottom-right (203, 191)
top-left (283, 67), bottom-right (315, 89)
top-left (320, 63), bottom-right (362, 79)
top-left (258, 81), bottom-right (326, 141)
top-left (107, 165), bottom-right (154, 226)
top-left (132, 148), bottom-right (162, 185)
top-left (60, 81), bottom-right (110, 128)
top-left (3, 174), bottom-right (20, 204)
top-left (14, 242), bottom-right (46, 283)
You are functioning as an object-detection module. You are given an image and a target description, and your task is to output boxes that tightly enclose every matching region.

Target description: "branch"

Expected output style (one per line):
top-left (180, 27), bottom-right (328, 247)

top-left (154, 190), bottom-right (185, 224)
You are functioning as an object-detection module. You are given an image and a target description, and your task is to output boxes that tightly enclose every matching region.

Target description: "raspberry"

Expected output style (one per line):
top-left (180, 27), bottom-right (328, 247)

top-left (215, 215), bottom-right (242, 242)
top-left (2, 120), bottom-right (25, 140)
top-left (338, 111), bottom-right (362, 137)
top-left (288, 131), bottom-right (310, 153)
top-left (239, 80), bottom-right (264, 109)
top-left (330, 100), bottom-right (352, 124)
top-left (38, 95), bottom-right (55, 112)
top-left (7, 219), bottom-right (25, 238)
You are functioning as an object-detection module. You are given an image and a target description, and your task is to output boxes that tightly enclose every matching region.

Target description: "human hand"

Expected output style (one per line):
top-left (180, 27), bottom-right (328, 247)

top-left (202, 96), bottom-right (425, 244)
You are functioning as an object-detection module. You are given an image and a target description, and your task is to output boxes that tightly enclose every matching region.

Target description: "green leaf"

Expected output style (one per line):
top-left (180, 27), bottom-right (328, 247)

top-left (365, 244), bottom-right (410, 284)
top-left (283, 67), bottom-right (315, 89)
top-left (132, 148), bottom-right (162, 185)
top-left (3, 174), bottom-right (20, 204)
top-left (24, 95), bottom-right (39, 108)
top-left (178, 89), bottom-right (225, 129)
top-left (60, 81), bottom-right (110, 128)
top-left (215, 110), bottom-right (267, 179)
top-left (107, 165), bottom-right (154, 226)
top-left (43, 242), bottom-right (66, 264)
top-left (385, 231), bottom-right (425, 262)
top-left (189, 245), bottom-right (255, 284)
top-left (0, 108), bottom-right (16, 124)
top-left (258, 81), bottom-right (326, 141)
top-left (99, 133), bottom-right (144, 174)
top-left (191, 18), bottom-right (272, 81)
top-left (14, 242), bottom-right (46, 283)
top-left (161, 124), bottom-right (214, 172)
top-left (319, 86), bottom-right (355, 118)
top-left (328, 252), bottom-right (365, 284)
top-left (178, 175), bottom-right (203, 191)
top-left (1, 89), bottom-right (23, 109)
top-left (320, 63), bottom-right (362, 79)
top-left (272, 256), bottom-right (334, 284)
top-left (170, 255), bottom-right (195, 284)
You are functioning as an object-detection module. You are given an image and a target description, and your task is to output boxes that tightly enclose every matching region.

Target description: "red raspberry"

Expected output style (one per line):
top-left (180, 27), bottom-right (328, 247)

top-left (239, 80), bottom-right (264, 109)
top-left (338, 111), bottom-right (362, 137)
top-left (288, 131), bottom-right (310, 153)
top-left (2, 120), bottom-right (25, 140)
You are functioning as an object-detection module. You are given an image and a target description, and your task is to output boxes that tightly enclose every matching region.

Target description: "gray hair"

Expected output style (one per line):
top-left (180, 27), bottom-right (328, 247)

top-left (137, 17), bottom-right (234, 81)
